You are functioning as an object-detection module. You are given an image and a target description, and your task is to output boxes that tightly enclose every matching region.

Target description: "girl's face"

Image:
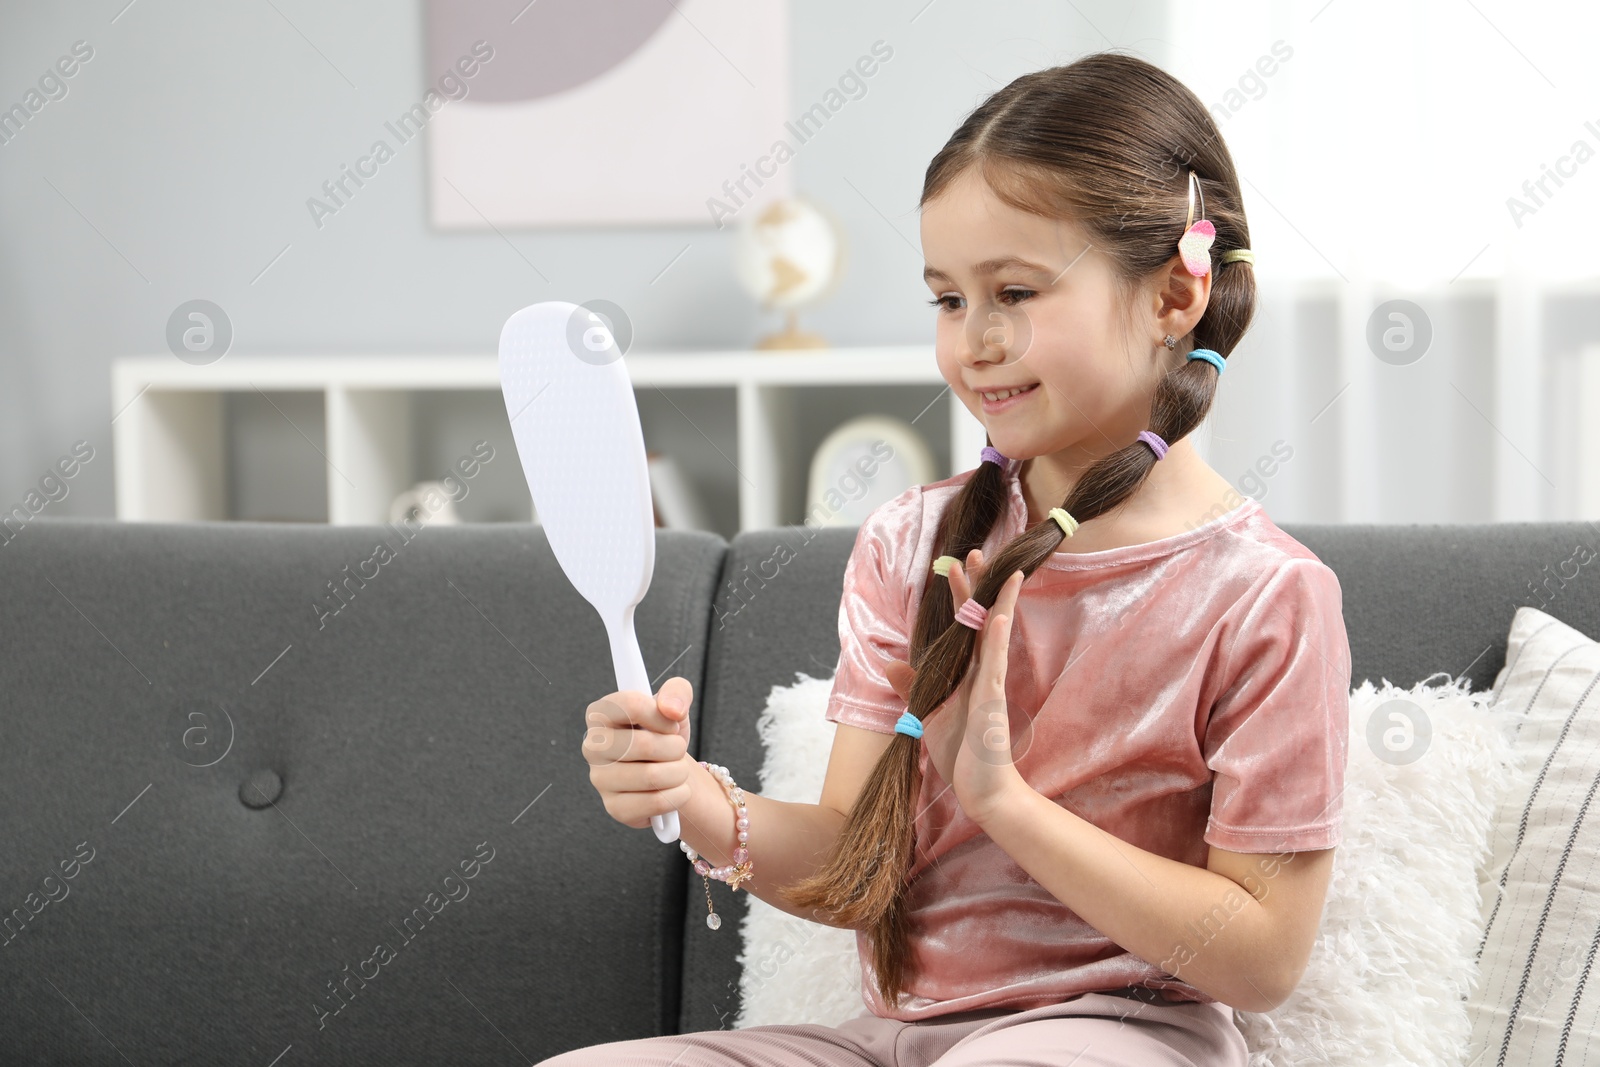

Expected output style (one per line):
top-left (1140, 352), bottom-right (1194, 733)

top-left (920, 167), bottom-right (1173, 466)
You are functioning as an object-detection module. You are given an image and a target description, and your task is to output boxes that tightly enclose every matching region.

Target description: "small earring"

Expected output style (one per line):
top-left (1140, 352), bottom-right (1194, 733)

top-left (1162, 335), bottom-right (1178, 350)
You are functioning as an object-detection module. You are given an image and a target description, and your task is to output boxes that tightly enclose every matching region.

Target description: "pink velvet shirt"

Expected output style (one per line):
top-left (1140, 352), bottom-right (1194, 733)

top-left (824, 457), bottom-right (1351, 1020)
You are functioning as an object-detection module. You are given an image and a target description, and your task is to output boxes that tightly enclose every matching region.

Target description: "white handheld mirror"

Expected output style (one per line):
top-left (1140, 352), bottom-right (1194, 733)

top-left (498, 300), bottom-right (681, 844)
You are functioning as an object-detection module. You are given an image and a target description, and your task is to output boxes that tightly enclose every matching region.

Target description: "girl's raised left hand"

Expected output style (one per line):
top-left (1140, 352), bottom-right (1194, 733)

top-left (882, 550), bottom-right (1028, 822)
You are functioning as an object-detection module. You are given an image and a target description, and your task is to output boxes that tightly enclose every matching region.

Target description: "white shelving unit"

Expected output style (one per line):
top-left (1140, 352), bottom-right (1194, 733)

top-left (112, 347), bottom-right (987, 532)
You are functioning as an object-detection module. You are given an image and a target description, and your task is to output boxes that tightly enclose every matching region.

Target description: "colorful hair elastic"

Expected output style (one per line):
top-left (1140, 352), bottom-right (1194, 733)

top-left (932, 555), bottom-right (959, 577)
top-left (1186, 348), bottom-right (1225, 374)
top-left (954, 597), bottom-right (989, 630)
top-left (1049, 507), bottom-right (1079, 538)
top-left (980, 446), bottom-right (1008, 467)
top-left (893, 709), bottom-right (924, 739)
top-left (1137, 430), bottom-right (1169, 459)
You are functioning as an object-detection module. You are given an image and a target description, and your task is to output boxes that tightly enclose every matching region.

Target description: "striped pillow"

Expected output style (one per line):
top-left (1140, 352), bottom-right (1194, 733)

top-left (1467, 606), bottom-right (1600, 1065)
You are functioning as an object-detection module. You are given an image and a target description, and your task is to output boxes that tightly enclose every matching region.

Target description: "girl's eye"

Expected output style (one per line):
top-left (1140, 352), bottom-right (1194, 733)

top-left (925, 288), bottom-right (1035, 313)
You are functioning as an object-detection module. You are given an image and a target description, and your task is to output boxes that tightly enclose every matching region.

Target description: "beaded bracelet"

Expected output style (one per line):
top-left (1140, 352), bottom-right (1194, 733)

top-left (678, 760), bottom-right (753, 930)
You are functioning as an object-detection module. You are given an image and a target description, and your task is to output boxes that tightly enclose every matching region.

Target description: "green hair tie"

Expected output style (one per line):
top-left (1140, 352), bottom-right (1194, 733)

top-left (932, 555), bottom-right (959, 577)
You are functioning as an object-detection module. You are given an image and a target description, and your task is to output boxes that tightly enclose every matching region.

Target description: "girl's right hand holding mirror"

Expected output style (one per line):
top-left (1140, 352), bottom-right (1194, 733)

top-left (583, 677), bottom-right (695, 830)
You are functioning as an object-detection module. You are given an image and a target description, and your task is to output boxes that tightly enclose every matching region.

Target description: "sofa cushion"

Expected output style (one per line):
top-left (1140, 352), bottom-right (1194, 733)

top-left (0, 519), bottom-right (724, 1065)
top-left (1279, 520), bottom-right (1600, 696)
top-left (1467, 605), bottom-right (1600, 1064)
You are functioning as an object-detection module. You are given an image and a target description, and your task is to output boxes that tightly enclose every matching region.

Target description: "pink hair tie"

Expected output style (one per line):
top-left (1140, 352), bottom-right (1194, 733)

top-left (1137, 430), bottom-right (1169, 459)
top-left (953, 597), bottom-right (989, 630)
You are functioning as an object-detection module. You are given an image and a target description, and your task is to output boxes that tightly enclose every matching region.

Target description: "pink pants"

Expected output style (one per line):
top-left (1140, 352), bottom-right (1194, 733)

top-left (540, 987), bottom-right (1251, 1066)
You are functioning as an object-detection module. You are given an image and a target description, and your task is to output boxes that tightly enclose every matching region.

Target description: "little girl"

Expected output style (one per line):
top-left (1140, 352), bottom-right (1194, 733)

top-left (562, 51), bottom-right (1349, 1067)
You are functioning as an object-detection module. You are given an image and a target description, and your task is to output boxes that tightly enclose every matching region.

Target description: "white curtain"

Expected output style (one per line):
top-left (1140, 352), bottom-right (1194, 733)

top-left (1166, 0), bottom-right (1600, 523)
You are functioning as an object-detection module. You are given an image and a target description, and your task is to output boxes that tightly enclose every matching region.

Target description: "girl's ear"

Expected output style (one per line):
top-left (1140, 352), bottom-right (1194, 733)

top-left (1154, 253), bottom-right (1213, 343)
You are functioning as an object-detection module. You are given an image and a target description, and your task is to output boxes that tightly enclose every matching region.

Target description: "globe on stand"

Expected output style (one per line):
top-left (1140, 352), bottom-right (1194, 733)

top-left (733, 195), bottom-right (846, 351)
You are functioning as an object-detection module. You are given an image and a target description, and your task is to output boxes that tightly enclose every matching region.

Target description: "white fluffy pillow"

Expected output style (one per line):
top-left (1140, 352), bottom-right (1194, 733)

top-left (735, 674), bottom-right (863, 1028)
top-left (735, 671), bottom-right (1528, 1067)
top-left (1237, 675), bottom-right (1525, 1066)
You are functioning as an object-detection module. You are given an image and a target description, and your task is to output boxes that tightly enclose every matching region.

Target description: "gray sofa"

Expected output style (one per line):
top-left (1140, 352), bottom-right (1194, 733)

top-left (2, 513), bottom-right (1595, 1064)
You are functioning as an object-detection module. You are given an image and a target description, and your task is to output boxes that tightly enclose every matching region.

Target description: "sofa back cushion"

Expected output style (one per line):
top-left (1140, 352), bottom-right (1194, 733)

top-left (0, 519), bottom-right (724, 1065)
top-left (678, 526), bottom-right (860, 1033)
top-left (1298, 518), bottom-right (1600, 694)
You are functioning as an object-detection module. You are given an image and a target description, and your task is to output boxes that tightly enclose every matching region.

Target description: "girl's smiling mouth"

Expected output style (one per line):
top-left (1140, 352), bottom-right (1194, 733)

top-left (979, 381), bottom-right (1040, 412)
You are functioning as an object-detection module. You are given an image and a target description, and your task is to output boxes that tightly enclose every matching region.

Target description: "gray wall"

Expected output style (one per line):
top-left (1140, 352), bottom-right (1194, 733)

top-left (0, 0), bottom-right (1167, 523)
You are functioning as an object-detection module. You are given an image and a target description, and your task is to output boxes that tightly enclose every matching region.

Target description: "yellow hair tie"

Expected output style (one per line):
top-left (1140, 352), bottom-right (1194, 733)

top-left (931, 555), bottom-right (959, 577)
top-left (1049, 507), bottom-right (1079, 538)
top-left (1220, 248), bottom-right (1255, 266)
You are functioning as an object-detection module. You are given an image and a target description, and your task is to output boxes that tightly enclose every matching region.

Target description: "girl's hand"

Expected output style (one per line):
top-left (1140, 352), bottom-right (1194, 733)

top-left (949, 566), bottom-right (1027, 819)
top-left (583, 678), bottom-right (695, 831)
top-left (883, 549), bottom-right (1028, 821)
